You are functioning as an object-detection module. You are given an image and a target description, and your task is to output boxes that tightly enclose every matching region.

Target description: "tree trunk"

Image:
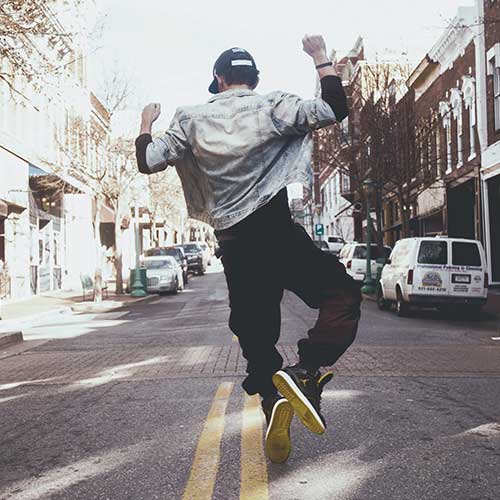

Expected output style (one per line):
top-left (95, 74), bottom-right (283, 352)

top-left (93, 195), bottom-right (103, 303)
top-left (114, 209), bottom-right (124, 295)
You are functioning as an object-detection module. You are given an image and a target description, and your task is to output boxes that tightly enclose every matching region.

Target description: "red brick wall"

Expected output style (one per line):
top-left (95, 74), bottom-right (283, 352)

top-left (413, 41), bottom-right (478, 180)
top-left (483, 0), bottom-right (500, 145)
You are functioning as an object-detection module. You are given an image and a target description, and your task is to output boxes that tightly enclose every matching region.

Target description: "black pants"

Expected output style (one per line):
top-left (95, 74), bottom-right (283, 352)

top-left (220, 223), bottom-right (362, 398)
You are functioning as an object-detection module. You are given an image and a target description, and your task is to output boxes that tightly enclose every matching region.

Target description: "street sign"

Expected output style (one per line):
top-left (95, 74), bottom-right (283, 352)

top-left (315, 223), bottom-right (324, 236)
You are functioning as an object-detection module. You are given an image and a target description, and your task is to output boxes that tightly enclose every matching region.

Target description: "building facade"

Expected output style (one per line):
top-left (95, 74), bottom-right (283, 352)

top-left (477, 0), bottom-right (500, 284)
top-left (0, 0), bottom-right (110, 301)
top-left (400, 7), bottom-right (480, 244)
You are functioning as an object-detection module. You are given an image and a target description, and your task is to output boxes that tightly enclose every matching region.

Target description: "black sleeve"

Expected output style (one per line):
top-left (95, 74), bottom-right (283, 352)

top-left (135, 133), bottom-right (153, 174)
top-left (320, 75), bottom-right (349, 122)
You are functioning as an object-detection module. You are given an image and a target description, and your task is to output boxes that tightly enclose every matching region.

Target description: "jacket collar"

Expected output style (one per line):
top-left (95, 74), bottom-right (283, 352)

top-left (207, 88), bottom-right (256, 103)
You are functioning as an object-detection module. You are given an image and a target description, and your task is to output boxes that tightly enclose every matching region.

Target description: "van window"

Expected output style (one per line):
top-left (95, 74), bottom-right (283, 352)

top-left (452, 242), bottom-right (481, 266)
top-left (417, 241), bottom-right (447, 265)
top-left (328, 237), bottom-right (344, 243)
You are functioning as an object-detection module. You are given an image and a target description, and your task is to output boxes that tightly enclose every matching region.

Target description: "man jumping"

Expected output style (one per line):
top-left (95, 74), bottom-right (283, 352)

top-left (135, 35), bottom-right (362, 463)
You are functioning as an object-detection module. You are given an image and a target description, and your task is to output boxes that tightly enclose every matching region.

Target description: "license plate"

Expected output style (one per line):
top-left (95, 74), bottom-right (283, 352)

top-left (452, 274), bottom-right (471, 284)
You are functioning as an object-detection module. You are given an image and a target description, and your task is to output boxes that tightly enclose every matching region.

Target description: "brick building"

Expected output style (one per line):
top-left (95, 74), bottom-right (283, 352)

top-left (401, 7), bottom-right (480, 244)
top-left (476, 0), bottom-right (500, 284)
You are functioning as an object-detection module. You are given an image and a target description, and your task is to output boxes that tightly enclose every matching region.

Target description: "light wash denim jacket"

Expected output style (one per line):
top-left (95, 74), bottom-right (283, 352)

top-left (144, 88), bottom-right (337, 230)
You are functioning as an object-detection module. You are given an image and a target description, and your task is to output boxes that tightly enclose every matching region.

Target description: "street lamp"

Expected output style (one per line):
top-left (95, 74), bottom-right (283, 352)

top-left (361, 178), bottom-right (376, 295)
top-left (130, 205), bottom-right (147, 297)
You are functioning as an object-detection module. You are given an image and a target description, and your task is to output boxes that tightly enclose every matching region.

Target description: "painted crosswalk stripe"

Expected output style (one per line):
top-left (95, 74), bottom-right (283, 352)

top-left (182, 382), bottom-right (234, 500)
top-left (240, 394), bottom-right (269, 500)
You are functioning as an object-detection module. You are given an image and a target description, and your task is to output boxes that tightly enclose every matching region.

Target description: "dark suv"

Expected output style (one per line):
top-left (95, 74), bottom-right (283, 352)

top-left (143, 246), bottom-right (189, 284)
top-left (176, 243), bottom-right (206, 275)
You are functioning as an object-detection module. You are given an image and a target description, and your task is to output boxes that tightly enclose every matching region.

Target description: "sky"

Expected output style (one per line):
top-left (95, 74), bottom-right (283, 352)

top-left (89, 0), bottom-right (474, 135)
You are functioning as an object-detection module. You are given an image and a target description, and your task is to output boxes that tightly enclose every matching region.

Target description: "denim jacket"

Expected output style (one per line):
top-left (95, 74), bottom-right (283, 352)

top-left (140, 86), bottom-right (339, 230)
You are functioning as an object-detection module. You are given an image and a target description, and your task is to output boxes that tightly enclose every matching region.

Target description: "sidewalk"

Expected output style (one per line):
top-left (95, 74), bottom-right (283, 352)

top-left (0, 288), bottom-right (157, 333)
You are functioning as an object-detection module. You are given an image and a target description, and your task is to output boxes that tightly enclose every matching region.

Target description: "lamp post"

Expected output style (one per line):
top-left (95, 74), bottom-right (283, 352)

top-left (130, 205), bottom-right (146, 297)
top-left (361, 178), bottom-right (376, 295)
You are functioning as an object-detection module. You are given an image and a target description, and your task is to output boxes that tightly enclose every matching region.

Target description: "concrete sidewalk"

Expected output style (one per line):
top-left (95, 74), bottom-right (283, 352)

top-left (0, 289), bottom-right (157, 334)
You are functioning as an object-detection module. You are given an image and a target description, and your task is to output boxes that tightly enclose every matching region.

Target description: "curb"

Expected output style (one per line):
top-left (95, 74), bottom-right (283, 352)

top-left (0, 307), bottom-right (71, 334)
top-left (70, 294), bottom-right (158, 314)
top-left (0, 331), bottom-right (23, 348)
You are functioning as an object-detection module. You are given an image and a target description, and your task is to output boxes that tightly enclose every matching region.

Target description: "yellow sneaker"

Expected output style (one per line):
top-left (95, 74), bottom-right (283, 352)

top-left (262, 396), bottom-right (294, 463)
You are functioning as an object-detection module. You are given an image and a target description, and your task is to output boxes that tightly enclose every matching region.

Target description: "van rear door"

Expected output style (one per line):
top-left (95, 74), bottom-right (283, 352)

top-left (413, 240), bottom-right (450, 298)
top-left (449, 241), bottom-right (485, 297)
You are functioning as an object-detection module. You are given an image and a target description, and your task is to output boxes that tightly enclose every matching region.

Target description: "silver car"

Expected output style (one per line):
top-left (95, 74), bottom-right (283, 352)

top-left (143, 256), bottom-right (180, 294)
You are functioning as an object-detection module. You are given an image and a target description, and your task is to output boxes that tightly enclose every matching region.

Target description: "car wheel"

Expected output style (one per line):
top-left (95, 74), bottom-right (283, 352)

top-left (198, 267), bottom-right (205, 276)
top-left (377, 285), bottom-right (391, 311)
top-left (396, 288), bottom-right (410, 317)
top-left (172, 280), bottom-right (178, 294)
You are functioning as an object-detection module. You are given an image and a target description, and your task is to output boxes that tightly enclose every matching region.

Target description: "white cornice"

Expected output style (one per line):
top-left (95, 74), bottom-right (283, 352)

top-left (428, 7), bottom-right (476, 70)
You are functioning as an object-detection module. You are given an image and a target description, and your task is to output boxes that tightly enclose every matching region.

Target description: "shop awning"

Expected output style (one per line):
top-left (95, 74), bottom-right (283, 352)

top-left (0, 198), bottom-right (26, 217)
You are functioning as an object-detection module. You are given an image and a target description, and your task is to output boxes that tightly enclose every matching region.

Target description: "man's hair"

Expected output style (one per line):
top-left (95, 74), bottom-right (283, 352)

top-left (220, 66), bottom-right (259, 88)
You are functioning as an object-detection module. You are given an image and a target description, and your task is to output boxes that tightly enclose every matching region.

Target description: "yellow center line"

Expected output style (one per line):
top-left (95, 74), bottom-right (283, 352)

top-left (240, 394), bottom-right (269, 500)
top-left (182, 382), bottom-right (234, 500)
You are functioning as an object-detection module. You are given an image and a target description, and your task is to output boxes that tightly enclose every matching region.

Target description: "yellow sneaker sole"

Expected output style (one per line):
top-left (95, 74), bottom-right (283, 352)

top-left (272, 371), bottom-right (325, 435)
top-left (265, 399), bottom-right (294, 463)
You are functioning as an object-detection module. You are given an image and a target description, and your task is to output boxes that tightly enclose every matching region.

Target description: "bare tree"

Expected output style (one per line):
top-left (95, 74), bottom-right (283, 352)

top-left (0, 0), bottom-right (86, 102)
top-left (147, 169), bottom-right (186, 247)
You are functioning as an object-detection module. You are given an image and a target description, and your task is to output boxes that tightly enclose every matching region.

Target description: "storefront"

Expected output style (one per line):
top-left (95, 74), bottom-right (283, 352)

top-left (447, 177), bottom-right (479, 240)
top-left (485, 173), bottom-right (500, 283)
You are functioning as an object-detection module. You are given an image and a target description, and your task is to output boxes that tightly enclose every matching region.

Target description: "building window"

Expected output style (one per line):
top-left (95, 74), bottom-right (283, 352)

top-left (487, 44), bottom-right (500, 131)
top-left (435, 128), bottom-right (441, 178)
top-left (462, 76), bottom-right (476, 160)
top-left (439, 101), bottom-right (452, 174)
top-left (342, 174), bottom-right (350, 193)
top-left (494, 66), bottom-right (500, 131)
top-left (450, 88), bottom-right (463, 167)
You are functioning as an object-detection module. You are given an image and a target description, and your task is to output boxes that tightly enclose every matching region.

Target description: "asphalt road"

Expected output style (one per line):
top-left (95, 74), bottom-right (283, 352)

top-left (1, 260), bottom-right (500, 500)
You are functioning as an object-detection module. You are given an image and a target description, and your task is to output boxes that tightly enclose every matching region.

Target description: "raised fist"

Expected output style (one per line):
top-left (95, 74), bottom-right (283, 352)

top-left (141, 103), bottom-right (161, 124)
top-left (302, 34), bottom-right (327, 59)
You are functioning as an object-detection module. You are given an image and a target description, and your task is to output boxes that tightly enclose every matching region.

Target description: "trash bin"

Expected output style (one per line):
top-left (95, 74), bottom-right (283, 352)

top-left (129, 267), bottom-right (147, 293)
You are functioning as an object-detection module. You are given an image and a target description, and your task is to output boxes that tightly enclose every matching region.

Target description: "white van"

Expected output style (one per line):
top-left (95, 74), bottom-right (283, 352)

top-left (378, 237), bottom-right (488, 316)
top-left (339, 242), bottom-right (392, 282)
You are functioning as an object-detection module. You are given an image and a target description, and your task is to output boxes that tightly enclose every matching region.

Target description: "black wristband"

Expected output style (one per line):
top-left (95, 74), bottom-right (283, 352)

top-left (316, 61), bottom-right (333, 69)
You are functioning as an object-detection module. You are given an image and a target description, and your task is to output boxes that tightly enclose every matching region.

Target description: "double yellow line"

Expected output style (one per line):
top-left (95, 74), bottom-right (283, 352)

top-left (182, 383), bottom-right (269, 500)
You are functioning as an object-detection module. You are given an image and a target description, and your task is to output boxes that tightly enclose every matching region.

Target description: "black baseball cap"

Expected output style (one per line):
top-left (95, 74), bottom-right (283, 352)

top-left (208, 47), bottom-right (259, 94)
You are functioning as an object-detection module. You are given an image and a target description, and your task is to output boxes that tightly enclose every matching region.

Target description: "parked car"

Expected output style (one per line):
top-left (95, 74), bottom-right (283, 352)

top-left (313, 240), bottom-right (331, 253)
top-left (326, 236), bottom-right (346, 255)
top-left (378, 237), bottom-right (488, 317)
top-left (177, 243), bottom-right (206, 275)
top-left (143, 246), bottom-right (188, 284)
top-left (142, 256), bottom-right (182, 294)
top-left (339, 242), bottom-right (392, 282)
top-left (198, 242), bottom-right (212, 266)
